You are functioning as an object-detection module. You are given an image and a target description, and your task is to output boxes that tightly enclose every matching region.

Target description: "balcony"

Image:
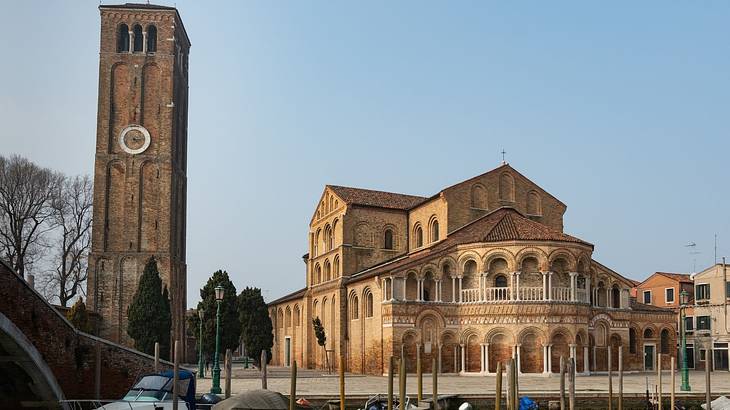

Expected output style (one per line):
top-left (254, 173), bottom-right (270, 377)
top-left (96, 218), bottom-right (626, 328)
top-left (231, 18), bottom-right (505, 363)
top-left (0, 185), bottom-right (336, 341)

top-left (458, 285), bottom-right (587, 304)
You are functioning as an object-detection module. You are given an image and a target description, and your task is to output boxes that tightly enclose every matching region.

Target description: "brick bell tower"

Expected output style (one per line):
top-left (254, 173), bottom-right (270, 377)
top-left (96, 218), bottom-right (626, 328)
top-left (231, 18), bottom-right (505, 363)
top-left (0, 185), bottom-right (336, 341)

top-left (87, 3), bottom-right (190, 353)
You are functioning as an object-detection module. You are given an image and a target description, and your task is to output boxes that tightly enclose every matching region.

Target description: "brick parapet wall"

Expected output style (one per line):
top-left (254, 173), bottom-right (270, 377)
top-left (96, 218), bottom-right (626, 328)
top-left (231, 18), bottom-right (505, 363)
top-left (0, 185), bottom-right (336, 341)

top-left (0, 260), bottom-right (173, 400)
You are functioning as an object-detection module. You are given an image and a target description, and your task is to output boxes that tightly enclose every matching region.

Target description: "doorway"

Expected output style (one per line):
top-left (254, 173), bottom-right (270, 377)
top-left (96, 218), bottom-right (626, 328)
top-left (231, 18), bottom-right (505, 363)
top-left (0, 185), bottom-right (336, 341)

top-left (644, 344), bottom-right (655, 371)
top-left (714, 343), bottom-right (729, 371)
top-left (285, 337), bottom-right (291, 367)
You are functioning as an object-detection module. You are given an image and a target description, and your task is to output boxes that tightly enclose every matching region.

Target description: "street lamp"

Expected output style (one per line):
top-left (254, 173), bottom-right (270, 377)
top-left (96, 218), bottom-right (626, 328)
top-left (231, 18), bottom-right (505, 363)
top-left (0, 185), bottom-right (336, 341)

top-left (680, 289), bottom-right (691, 391)
top-left (198, 308), bottom-right (205, 379)
top-left (210, 285), bottom-right (225, 394)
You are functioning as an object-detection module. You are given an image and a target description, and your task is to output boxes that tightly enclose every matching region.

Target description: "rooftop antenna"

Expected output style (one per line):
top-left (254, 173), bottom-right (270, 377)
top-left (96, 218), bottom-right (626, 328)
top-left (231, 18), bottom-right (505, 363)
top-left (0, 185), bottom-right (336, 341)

top-left (714, 234), bottom-right (718, 264)
top-left (685, 242), bottom-right (700, 274)
top-left (501, 149), bottom-right (507, 165)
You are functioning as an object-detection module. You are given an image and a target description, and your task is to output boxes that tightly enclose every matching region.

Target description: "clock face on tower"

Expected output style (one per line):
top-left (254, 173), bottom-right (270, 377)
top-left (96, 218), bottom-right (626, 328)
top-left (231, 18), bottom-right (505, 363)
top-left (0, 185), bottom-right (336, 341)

top-left (118, 125), bottom-right (151, 154)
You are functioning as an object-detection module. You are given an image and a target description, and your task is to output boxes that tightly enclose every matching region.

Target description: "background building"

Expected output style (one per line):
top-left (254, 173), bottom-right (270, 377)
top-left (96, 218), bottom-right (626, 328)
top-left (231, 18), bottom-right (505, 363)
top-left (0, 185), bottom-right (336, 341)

top-left (269, 164), bottom-right (676, 374)
top-left (687, 263), bottom-right (730, 372)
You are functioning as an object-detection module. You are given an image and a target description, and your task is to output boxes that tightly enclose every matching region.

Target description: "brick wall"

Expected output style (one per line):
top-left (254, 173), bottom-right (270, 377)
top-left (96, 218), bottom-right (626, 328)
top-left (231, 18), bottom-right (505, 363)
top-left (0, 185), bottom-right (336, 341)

top-left (0, 260), bottom-right (172, 401)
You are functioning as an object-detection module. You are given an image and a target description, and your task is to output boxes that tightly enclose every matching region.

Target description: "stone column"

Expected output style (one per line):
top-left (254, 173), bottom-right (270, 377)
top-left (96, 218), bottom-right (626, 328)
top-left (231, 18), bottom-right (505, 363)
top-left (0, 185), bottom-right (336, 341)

top-left (417, 279), bottom-right (423, 301)
top-left (516, 345), bottom-right (522, 374)
top-left (435, 280), bottom-right (441, 302)
top-left (128, 31), bottom-right (133, 53)
top-left (382, 278), bottom-right (387, 302)
top-left (515, 272), bottom-right (521, 301)
top-left (543, 344), bottom-right (549, 374)
top-left (458, 277), bottom-right (463, 303)
top-left (584, 345), bottom-right (590, 374)
top-left (542, 272), bottom-right (548, 301)
top-left (585, 276), bottom-right (591, 304)
top-left (401, 277), bottom-right (407, 301)
top-left (485, 343), bottom-right (490, 374)
top-left (606, 284), bottom-right (611, 308)
top-left (548, 271), bottom-right (553, 301)
top-left (142, 31), bottom-right (148, 53)
top-left (480, 343), bottom-right (486, 373)
top-left (451, 276), bottom-right (456, 302)
top-left (570, 272), bottom-right (577, 301)
top-left (547, 344), bottom-right (553, 373)
top-left (460, 344), bottom-right (466, 374)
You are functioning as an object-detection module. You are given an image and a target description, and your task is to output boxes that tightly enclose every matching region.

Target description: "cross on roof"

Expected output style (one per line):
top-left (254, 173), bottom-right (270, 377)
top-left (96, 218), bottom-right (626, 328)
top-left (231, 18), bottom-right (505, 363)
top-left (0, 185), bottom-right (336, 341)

top-left (501, 149), bottom-right (507, 165)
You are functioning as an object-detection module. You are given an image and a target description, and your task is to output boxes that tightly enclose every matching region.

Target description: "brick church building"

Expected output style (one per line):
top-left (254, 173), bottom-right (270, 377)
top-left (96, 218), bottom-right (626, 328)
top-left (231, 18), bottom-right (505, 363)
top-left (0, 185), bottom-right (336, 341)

top-left (269, 164), bottom-right (677, 375)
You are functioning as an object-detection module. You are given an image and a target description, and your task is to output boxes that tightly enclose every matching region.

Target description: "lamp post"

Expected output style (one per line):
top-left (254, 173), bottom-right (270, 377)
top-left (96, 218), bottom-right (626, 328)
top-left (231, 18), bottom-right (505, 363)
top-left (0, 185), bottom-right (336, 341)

top-left (198, 308), bottom-right (205, 379)
top-left (210, 285), bottom-right (225, 394)
top-left (680, 289), bottom-right (691, 391)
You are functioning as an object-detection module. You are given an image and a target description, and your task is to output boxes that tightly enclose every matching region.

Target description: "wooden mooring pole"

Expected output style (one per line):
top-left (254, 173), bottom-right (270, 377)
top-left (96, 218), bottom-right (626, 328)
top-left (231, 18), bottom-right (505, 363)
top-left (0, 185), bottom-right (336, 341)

top-left (657, 353), bottom-right (663, 410)
top-left (387, 356), bottom-right (394, 410)
top-left (261, 350), bottom-right (268, 390)
top-left (513, 357), bottom-right (519, 410)
top-left (173, 340), bottom-right (180, 410)
top-left (559, 356), bottom-right (566, 410)
top-left (506, 360), bottom-right (514, 410)
top-left (706, 351), bottom-right (712, 410)
top-left (618, 346), bottom-right (623, 410)
top-left (432, 357), bottom-right (439, 410)
top-left (608, 348), bottom-right (613, 410)
top-left (670, 356), bottom-right (675, 410)
top-left (417, 345), bottom-right (422, 403)
top-left (339, 355), bottom-right (345, 410)
top-left (225, 349), bottom-right (232, 399)
top-left (568, 358), bottom-right (575, 410)
top-left (399, 353), bottom-right (407, 410)
top-left (289, 361), bottom-right (297, 410)
top-left (495, 361), bottom-right (503, 410)
top-left (154, 342), bottom-right (160, 373)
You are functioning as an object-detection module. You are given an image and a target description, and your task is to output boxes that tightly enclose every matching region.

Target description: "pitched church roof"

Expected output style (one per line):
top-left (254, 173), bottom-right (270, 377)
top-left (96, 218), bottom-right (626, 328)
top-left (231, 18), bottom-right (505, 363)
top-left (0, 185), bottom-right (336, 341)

top-left (352, 207), bottom-right (591, 279)
top-left (327, 185), bottom-right (428, 210)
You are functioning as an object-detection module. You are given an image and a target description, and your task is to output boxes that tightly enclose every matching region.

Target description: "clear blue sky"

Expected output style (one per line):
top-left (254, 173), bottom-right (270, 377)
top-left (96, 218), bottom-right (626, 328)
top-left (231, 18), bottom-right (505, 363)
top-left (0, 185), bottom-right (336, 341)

top-left (2, 1), bottom-right (729, 304)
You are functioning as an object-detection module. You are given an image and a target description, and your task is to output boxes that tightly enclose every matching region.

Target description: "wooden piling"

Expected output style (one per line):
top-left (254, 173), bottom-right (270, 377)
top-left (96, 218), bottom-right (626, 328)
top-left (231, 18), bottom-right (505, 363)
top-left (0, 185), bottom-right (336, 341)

top-left (670, 356), bottom-right (675, 410)
top-left (495, 361), bottom-right (502, 410)
top-left (261, 350), bottom-right (268, 390)
top-left (290, 361), bottom-right (297, 410)
top-left (608, 348), bottom-right (613, 410)
top-left (417, 345), bottom-right (422, 403)
top-left (173, 340), bottom-right (180, 410)
top-left (506, 360), bottom-right (514, 410)
top-left (705, 352), bottom-right (711, 410)
top-left (388, 356), bottom-right (394, 410)
top-left (340, 355), bottom-right (345, 410)
top-left (657, 353), bottom-right (662, 410)
top-left (225, 349), bottom-right (232, 399)
top-left (154, 342), bottom-right (160, 373)
top-left (432, 357), bottom-right (439, 410)
top-left (95, 341), bottom-right (101, 399)
top-left (559, 356), bottom-right (566, 410)
top-left (568, 358), bottom-right (575, 410)
top-left (618, 346), bottom-right (623, 410)
top-left (513, 357), bottom-right (519, 410)
top-left (399, 353), bottom-right (406, 410)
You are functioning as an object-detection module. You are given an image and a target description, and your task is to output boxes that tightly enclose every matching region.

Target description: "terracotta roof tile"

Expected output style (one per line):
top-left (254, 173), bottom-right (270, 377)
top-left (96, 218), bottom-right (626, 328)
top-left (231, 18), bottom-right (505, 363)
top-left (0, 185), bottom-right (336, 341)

top-left (655, 272), bottom-right (692, 283)
top-left (327, 185), bottom-right (428, 210)
top-left (268, 287), bottom-right (306, 306)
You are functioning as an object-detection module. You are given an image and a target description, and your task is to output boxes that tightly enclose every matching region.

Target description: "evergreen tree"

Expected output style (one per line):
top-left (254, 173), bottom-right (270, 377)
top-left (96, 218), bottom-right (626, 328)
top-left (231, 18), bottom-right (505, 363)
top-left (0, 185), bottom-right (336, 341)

top-left (312, 316), bottom-right (329, 372)
top-left (196, 270), bottom-right (241, 358)
top-left (237, 287), bottom-right (273, 363)
top-left (127, 257), bottom-right (171, 357)
top-left (66, 297), bottom-right (92, 333)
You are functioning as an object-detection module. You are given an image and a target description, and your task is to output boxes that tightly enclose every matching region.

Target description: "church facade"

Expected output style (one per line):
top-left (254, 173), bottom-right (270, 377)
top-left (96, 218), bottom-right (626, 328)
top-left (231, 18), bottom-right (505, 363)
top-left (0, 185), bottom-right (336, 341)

top-left (269, 164), bottom-right (677, 375)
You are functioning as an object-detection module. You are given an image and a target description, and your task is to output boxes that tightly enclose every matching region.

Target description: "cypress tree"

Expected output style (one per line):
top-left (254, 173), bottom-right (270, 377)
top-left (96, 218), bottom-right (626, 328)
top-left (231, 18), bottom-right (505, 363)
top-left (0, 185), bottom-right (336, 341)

top-left (237, 287), bottom-right (273, 363)
top-left (127, 257), bottom-right (171, 357)
top-left (196, 270), bottom-right (241, 357)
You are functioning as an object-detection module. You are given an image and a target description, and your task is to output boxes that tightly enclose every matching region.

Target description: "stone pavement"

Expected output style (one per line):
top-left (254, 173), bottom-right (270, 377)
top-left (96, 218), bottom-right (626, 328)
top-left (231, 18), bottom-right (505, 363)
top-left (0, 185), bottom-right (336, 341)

top-left (196, 367), bottom-right (730, 398)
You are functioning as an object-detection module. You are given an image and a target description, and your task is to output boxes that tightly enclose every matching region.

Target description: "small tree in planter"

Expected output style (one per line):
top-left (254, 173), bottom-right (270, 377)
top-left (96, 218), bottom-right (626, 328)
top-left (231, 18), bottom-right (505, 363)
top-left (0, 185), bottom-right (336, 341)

top-left (312, 316), bottom-right (329, 373)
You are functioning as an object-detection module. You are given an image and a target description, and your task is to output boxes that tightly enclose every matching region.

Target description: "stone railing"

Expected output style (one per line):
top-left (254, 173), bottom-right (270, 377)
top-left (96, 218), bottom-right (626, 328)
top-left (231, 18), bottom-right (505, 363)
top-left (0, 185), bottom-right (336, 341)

top-left (519, 286), bottom-right (544, 301)
top-left (484, 287), bottom-right (510, 301)
top-left (461, 288), bottom-right (480, 303)
top-left (576, 289), bottom-right (588, 303)
top-left (552, 287), bottom-right (572, 301)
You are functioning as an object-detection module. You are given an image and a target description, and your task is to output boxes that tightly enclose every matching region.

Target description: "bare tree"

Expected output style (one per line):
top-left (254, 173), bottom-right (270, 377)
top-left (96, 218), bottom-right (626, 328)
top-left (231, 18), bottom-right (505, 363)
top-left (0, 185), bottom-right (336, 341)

top-left (41, 175), bottom-right (93, 306)
top-left (0, 155), bottom-right (62, 278)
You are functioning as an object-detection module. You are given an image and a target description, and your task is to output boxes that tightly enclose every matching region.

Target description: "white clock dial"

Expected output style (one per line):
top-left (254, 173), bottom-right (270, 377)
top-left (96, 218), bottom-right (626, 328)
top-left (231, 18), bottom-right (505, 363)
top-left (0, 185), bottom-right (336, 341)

top-left (119, 125), bottom-right (151, 155)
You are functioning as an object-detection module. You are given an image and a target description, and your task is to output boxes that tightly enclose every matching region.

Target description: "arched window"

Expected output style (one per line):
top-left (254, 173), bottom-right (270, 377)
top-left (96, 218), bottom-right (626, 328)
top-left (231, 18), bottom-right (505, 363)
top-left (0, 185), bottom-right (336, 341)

top-left (324, 224), bottom-right (333, 251)
top-left (350, 295), bottom-right (359, 320)
top-left (414, 225), bottom-right (423, 248)
top-left (117, 24), bottom-right (130, 52)
top-left (612, 285), bottom-right (621, 308)
top-left (527, 190), bottom-right (542, 215)
top-left (365, 290), bottom-right (374, 318)
top-left (147, 25), bottom-right (157, 52)
top-left (499, 172), bottom-right (515, 202)
top-left (315, 264), bottom-right (322, 285)
top-left (629, 328), bottom-right (637, 354)
top-left (430, 219), bottom-right (439, 242)
top-left (470, 184), bottom-right (487, 209)
top-left (314, 229), bottom-right (321, 256)
top-left (324, 260), bottom-right (331, 281)
top-left (384, 229), bottom-right (394, 250)
top-left (133, 24), bottom-right (144, 52)
top-left (333, 256), bottom-right (340, 278)
top-left (660, 329), bottom-right (670, 354)
top-left (495, 275), bottom-right (508, 288)
top-left (643, 328), bottom-right (654, 339)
